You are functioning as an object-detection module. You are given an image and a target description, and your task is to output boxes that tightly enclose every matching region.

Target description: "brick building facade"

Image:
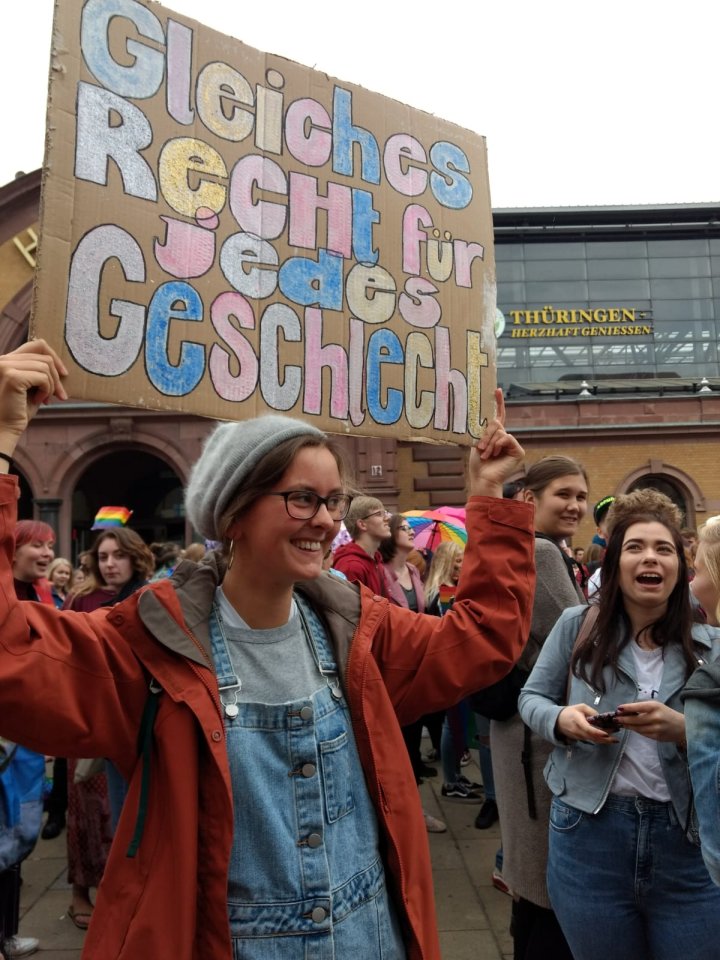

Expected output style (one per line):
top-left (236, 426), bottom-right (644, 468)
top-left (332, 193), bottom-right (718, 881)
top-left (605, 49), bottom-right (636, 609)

top-left (2, 171), bottom-right (719, 556)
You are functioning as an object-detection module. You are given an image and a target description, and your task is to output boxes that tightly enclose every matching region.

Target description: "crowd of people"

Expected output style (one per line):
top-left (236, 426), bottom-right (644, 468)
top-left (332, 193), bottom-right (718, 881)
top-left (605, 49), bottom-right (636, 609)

top-left (1, 509), bottom-right (209, 958)
top-left (1, 339), bottom-right (720, 960)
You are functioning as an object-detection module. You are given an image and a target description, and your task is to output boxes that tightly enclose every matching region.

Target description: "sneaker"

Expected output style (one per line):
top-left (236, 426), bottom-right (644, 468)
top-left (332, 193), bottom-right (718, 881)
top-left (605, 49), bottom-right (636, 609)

top-left (418, 763), bottom-right (438, 778)
top-left (422, 748), bottom-right (439, 762)
top-left (474, 798), bottom-right (499, 829)
top-left (441, 781), bottom-right (482, 803)
top-left (460, 750), bottom-right (471, 766)
top-left (457, 775), bottom-right (483, 795)
top-left (491, 868), bottom-right (512, 896)
top-left (423, 811), bottom-right (447, 833)
top-left (3, 937), bottom-right (40, 959)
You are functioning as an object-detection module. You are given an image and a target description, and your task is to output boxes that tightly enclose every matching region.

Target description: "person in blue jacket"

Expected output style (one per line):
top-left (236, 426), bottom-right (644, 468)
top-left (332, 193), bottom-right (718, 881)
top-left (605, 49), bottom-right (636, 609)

top-left (519, 488), bottom-right (720, 960)
top-left (682, 515), bottom-right (720, 885)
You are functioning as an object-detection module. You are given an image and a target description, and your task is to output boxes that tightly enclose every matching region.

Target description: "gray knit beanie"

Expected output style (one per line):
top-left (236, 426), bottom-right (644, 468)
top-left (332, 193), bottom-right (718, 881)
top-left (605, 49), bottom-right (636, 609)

top-left (185, 415), bottom-right (327, 541)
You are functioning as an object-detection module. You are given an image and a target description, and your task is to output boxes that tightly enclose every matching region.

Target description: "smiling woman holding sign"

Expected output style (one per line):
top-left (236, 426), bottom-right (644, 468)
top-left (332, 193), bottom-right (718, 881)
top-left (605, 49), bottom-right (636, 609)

top-left (0, 341), bottom-right (534, 959)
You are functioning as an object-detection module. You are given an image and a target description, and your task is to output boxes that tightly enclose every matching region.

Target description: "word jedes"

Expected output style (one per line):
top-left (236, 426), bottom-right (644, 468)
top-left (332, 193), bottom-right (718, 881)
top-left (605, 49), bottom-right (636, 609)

top-left (64, 0), bottom-right (490, 437)
top-left (66, 227), bottom-right (487, 435)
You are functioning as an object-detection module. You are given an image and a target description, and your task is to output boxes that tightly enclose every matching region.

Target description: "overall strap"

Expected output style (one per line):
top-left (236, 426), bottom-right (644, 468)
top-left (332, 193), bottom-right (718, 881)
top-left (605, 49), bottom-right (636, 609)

top-left (294, 592), bottom-right (337, 674)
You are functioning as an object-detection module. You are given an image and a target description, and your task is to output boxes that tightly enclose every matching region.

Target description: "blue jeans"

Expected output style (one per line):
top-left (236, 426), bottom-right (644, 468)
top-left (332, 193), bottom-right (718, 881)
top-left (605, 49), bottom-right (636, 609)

top-left (473, 713), bottom-right (495, 802)
top-left (547, 794), bottom-right (720, 960)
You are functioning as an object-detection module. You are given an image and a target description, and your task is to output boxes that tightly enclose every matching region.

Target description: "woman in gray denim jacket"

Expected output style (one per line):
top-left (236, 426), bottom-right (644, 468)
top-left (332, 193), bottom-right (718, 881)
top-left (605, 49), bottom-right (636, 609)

top-left (683, 515), bottom-right (720, 886)
top-left (519, 489), bottom-right (720, 960)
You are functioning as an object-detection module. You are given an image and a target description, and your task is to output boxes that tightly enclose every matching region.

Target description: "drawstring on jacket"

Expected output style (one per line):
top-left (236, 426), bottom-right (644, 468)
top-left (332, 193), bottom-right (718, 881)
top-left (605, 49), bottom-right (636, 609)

top-left (127, 678), bottom-right (162, 857)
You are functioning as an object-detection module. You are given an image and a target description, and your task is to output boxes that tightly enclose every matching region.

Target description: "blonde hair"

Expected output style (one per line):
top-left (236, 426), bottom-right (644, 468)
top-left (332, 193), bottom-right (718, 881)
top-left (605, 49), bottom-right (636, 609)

top-left (698, 516), bottom-right (720, 624)
top-left (47, 557), bottom-right (72, 583)
top-left (344, 496), bottom-right (384, 539)
top-left (424, 542), bottom-right (464, 605)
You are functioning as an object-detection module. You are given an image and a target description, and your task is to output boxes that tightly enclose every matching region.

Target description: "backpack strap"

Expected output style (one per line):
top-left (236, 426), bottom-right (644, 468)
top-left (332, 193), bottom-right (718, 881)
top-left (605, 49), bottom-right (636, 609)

top-left (126, 677), bottom-right (162, 858)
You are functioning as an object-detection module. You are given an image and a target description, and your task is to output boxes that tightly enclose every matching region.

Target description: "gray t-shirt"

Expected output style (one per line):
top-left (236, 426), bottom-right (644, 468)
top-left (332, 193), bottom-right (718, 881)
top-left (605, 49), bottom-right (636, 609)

top-left (215, 587), bottom-right (323, 704)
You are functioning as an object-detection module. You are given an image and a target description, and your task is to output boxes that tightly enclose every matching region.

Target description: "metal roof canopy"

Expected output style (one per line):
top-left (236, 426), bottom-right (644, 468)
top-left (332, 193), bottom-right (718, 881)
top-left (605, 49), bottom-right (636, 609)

top-left (505, 377), bottom-right (719, 400)
top-left (493, 203), bottom-right (720, 243)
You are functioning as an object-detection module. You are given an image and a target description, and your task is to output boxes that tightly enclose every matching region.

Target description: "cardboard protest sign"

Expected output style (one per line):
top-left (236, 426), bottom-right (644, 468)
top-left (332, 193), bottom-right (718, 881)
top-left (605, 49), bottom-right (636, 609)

top-left (32, 0), bottom-right (496, 443)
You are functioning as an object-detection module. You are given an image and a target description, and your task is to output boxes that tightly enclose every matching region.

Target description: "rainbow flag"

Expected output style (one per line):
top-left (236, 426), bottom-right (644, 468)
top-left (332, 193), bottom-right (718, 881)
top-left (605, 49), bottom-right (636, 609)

top-left (438, 583), bottom-right (456, 607)
top-left (91, 506), bottom-right (133, 530)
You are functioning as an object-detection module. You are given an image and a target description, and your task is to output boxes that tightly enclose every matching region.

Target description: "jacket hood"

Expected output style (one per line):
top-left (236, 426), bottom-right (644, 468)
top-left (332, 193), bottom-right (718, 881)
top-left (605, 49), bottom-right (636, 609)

top-left (333, 541), bottom-right (381, 565)
top-left (135, 550), bottom-right (363, 687)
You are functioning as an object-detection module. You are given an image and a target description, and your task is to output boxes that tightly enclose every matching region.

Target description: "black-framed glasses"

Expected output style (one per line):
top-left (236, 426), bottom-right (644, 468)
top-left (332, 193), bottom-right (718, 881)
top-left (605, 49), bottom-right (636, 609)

top-left (267, 490), bottom-right (353, 520)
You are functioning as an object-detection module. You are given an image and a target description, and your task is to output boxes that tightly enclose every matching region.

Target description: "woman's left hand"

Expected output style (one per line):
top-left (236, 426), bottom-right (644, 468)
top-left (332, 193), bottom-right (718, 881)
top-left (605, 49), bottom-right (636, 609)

top-left (468, 388), bottom-right (525, 498)
top-left (615, 700), bottom-right (686, 743)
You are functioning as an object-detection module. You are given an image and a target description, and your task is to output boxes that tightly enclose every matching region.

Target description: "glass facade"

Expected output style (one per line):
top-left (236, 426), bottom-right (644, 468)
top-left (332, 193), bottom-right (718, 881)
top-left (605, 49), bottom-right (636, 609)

top-left (495, 223), bottom-right (720, 389)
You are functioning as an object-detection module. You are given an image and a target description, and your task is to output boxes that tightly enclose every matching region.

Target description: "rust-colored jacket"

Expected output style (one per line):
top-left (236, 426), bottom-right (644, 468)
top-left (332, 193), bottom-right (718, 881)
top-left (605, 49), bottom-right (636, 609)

top-left (0, 477), bottom-right (534, 959)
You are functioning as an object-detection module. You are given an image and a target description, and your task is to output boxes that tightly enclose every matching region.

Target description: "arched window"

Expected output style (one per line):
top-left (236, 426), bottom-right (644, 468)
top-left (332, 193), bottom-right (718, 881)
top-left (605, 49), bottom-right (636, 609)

top-left (71, 450), bottom-right (184, 561)
top-left (627, 474), bottom-right (690, 526)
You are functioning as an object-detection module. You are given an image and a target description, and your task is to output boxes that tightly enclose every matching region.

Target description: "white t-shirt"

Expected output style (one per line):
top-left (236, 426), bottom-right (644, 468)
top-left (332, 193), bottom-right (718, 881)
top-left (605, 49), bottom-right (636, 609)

top-left (587, 568), bottom-right (602, 598)
top-left (611, 642), bottom-right (670, 801)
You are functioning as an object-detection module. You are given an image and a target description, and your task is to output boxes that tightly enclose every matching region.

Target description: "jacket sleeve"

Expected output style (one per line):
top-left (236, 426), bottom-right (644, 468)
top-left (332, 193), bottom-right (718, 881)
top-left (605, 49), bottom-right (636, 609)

top-left (683, 662), bottom-right (720, 886)
top-left (518, 606), bottom-right (586, 746)
top-left (369, 497), bottom-right (535, 724)
top-left (0, 476), bottom-right (147, 763)
top-left (519, 540), bottom-right (583, 672)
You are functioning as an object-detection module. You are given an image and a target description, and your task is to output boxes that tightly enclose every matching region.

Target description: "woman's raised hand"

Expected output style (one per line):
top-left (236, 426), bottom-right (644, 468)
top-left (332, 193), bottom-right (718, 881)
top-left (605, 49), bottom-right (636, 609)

top-left (0, 341), bottom-right (68, 454)
top-left (468, 388), bottom-right (525, 498)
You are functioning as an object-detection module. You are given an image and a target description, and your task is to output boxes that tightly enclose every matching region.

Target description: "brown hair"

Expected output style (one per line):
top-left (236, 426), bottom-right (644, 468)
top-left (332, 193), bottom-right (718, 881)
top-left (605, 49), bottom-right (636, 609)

top-left (524, 456), bottom-right (588, 498)
top-left (217, 435), bottom-right (352, 547)
top-left (571, 488), bottom-right (694, 691)
top-left (379, 514), bottom-right (409, 562)
top-left (73, 527), bottom-right (154, 597)
top-left (182, 542), bottom-right (206, 563)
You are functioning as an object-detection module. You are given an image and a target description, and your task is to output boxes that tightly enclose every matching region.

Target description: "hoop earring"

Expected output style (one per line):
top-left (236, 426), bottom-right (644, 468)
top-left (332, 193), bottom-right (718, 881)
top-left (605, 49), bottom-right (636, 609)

top-left (227, 539), bottom-right (235, 571)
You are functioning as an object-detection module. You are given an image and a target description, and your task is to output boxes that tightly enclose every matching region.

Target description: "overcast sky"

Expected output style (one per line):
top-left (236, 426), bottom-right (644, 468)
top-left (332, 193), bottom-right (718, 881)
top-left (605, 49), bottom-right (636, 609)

top-left (2, 0), bottom-right (717, 209)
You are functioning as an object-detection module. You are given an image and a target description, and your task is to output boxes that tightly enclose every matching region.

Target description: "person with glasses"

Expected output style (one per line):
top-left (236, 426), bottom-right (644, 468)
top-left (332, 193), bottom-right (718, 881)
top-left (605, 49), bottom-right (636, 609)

top-left (378, 516), bottom-right (446, 833)
top-left (332, 496), bottom-right (392, 597)
top-left (379, 516), bottom-right (424, 612)
top-left (0, 340), bottom-right (536, 960)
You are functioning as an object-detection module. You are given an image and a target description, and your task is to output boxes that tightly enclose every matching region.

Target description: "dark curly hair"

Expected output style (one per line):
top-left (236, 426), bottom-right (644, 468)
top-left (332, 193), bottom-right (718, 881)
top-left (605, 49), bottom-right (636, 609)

top-left (571, 488), bottom-right (695, 691)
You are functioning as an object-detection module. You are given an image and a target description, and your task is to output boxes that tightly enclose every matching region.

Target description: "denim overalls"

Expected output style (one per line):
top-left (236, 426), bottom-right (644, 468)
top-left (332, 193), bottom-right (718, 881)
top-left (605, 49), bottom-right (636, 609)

top-left (209, 595), bottom-right (406, 959)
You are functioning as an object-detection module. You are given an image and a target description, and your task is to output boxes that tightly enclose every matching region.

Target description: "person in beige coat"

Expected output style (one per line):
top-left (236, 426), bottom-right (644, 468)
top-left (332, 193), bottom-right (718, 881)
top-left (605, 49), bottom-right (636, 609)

top-left (491, 456), bottom-right (588, 960)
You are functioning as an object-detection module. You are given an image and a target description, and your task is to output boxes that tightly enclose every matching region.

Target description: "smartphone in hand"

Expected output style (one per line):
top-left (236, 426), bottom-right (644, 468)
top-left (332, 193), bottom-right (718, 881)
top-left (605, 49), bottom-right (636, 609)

top-left (587, 711), bottom-right (621, 731)
top-left (587, 708), bottom-right (640, 731)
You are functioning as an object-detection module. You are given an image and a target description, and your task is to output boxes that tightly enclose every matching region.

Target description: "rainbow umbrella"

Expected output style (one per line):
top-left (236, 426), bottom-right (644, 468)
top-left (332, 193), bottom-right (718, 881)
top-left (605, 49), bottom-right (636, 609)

top-left (401, 509), bottom-right (467, 552)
